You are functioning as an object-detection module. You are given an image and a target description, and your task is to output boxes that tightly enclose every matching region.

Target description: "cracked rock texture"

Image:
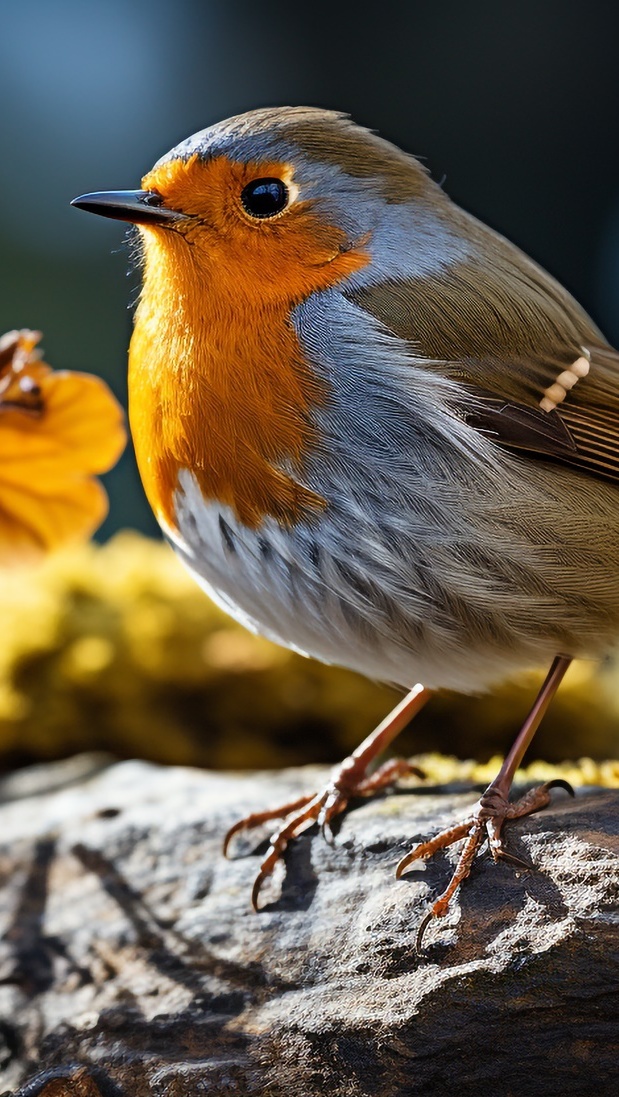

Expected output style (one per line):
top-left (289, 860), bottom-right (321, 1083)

top-left (0, 756), bottom-right (618, 1096)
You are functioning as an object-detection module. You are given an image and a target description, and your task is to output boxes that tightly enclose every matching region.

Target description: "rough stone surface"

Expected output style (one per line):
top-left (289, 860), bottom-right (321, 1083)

top-left (0, 756), bottom-right (618, 1096)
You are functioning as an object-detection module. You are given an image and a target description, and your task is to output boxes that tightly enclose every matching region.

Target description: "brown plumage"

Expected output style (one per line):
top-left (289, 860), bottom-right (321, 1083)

top-left (349, 215), bottom-right (619, 484)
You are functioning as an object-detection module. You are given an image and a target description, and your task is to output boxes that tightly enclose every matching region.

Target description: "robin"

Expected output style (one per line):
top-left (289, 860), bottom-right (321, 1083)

top-left (72, 107), bottom-right (619, 945)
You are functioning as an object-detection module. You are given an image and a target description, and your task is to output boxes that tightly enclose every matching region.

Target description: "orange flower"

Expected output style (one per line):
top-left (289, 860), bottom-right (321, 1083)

top-left (0, 330), bottom-right (126, 564)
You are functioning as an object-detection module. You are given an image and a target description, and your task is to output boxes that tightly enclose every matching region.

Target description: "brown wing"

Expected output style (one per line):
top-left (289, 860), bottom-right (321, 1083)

top-left (467, 345), bottom-right (619, 483)
top-left (347, 218), bottom-right (619, 484)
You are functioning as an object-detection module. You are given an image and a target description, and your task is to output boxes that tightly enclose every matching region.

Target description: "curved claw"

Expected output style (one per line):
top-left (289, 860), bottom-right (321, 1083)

top-left (415, 910), bottom-right (436, 953)
top-left (250, 820), bottom-right (310, 911)
top-left (415, 891), bottom-right (457, 952)
top-left (395, 844), bottom-right (424, 879)
top-left (318, 789), bottom-right (350, 846)
top-left (251, 869), bottom-right (269, 912)
top-left (545, 778), bottom-right (575, 797)
top-left (248, 791), bottom-right (333, 910)
top-left (223, 818), bottom-right (249, 858)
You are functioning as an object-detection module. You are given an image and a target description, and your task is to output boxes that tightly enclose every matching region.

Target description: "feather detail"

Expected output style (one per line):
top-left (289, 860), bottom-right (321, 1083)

top-left (347, 210), bottom-right (619, 483)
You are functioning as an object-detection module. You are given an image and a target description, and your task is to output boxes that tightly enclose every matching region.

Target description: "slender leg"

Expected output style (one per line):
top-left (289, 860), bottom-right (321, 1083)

top-left (396, 655), bottom-right (575, 949)
top-left (224, 683), bottom-right (432, 909)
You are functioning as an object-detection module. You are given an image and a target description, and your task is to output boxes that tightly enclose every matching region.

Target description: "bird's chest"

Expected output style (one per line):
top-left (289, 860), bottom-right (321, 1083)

top-left (127, 293), bottom-right (326, 539)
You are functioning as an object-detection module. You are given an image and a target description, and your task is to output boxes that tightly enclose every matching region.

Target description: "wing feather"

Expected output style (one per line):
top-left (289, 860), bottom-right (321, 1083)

top-left (347, 222), bottom-right (619, 483)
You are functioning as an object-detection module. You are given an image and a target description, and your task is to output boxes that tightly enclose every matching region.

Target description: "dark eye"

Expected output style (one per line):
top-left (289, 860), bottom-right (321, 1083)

top-left (241, 178), bottom-right (289, 219)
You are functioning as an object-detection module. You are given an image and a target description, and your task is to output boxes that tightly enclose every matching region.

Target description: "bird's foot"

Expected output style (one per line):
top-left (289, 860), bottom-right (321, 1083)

top-left (224, 754), bottom-right (424, 910)
top-left (396, 777), bottom-right (574, 950)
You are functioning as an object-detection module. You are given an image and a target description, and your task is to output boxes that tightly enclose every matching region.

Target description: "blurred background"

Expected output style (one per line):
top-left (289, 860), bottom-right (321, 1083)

top-left (1, 0), bottom-right (619, 773)
top-left (3, 0), bottom-right (619, 537)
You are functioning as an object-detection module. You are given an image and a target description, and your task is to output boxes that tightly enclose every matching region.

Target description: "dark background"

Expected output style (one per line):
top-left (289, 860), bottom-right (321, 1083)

top-left (2, 0), bottom-right (619, 538)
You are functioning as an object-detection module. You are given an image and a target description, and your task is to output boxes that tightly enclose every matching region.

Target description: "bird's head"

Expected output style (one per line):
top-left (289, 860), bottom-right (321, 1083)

top-left (70, 108), bottom-right (474, 533)
top-left (72, 106), bottom-right (464, 308)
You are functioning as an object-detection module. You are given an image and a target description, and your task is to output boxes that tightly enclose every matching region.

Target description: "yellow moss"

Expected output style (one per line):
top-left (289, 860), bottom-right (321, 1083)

top-left (410, 752), bottom-right (619, 789)
top-left (60, 636), bottom-right (115, 681)
top-left (0, 531), bottom-right (617, 777)
top-left (0, 682), bottom-right (30, 722)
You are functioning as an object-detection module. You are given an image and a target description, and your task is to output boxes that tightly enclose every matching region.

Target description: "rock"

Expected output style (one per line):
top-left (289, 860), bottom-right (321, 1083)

top-left (0, 757), bottom-right (618, 1096)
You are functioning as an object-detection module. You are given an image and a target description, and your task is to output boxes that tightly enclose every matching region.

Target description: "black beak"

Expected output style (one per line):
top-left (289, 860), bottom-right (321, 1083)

top-left (71, 189), bottom-right (187, 225)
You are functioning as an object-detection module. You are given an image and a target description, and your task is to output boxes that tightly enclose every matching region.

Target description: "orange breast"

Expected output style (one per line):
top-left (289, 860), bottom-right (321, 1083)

top-left (128, 154), bottom-right (369, 534)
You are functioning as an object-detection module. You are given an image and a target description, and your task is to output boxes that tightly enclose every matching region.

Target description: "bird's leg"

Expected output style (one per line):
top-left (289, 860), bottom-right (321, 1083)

top-left (224, 683), bottom-right (431, 909)
top-left (396, 654), bottom-right (575, 949)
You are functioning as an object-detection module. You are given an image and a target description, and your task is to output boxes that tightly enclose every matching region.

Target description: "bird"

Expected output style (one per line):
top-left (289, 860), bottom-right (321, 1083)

top-left (72, 106), bottom-right (619, 945)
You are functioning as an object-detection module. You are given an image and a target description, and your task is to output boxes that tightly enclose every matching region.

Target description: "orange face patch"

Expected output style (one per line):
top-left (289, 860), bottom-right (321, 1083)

top-left (129, 154), bottom-right (369, 532)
